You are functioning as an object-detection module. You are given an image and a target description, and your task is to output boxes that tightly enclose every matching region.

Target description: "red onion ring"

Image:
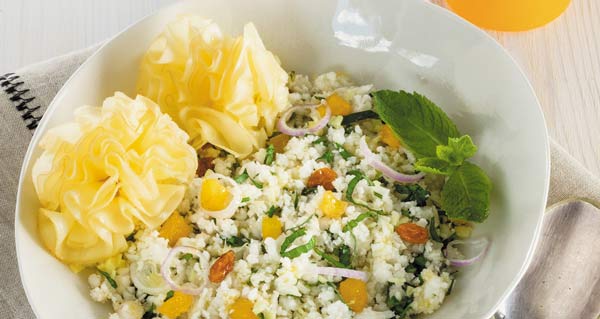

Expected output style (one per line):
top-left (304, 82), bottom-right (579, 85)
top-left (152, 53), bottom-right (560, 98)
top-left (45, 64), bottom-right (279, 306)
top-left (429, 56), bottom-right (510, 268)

top-left (444, 237), bottom-right (490, 267)
top-left (359, 137), bottom-right (425, 183)
top-left (161, 246), bottom-right (208, 295)
top-left (276, 104), bottom-right (331, 136)
top-left (316, 266), bottom-right (368, 281)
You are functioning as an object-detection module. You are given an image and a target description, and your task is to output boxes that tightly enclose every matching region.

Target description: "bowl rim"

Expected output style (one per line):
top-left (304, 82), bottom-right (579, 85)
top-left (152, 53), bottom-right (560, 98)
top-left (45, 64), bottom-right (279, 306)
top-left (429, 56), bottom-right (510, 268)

top-left (14, 1), bottom-right (550, 318)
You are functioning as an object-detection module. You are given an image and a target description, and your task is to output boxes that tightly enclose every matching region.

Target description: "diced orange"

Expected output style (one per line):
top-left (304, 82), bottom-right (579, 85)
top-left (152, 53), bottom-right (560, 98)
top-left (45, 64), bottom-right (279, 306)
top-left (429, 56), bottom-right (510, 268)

top-left (262, 216), bottom-right (282, 239)
top-left (229, 297), bottom-right (258, 319)
top-left (380, 125), bottom-right (401, 148)
top-left (326, 93), bottom-right (353, 116)
top-left (395, 223), bottom-right (429, 244)
top-left (209, 250), bottom-right (235, 283)
top-left (270, 134), bottom-right (291, 153)
top-left (307, 167), bottom-right (337, 191)
top-left (157, 291), bottom-right (194, 319)
top-left (159, 213), bottom-right (192, 247)
top-left (339, 278), bottom-right (368, 313)
top-left (319, 191), bottom-right (347, 219)
top-left (317, 93), bottom-right (353, 117)
top-left (200, 178), bottom-right (232, 211)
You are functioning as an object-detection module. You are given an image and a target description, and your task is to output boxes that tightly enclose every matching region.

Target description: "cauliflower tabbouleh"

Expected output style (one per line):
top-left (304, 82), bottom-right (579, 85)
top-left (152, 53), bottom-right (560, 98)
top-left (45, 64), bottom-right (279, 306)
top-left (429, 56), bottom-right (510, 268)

top-left (89, 72), bottom-right (464, 319)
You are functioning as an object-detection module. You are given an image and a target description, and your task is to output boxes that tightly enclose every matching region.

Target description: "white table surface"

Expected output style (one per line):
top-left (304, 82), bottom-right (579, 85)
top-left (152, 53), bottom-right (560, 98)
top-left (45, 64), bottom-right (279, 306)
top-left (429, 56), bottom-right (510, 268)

top-left (1, 0), bottom-right (599, 176)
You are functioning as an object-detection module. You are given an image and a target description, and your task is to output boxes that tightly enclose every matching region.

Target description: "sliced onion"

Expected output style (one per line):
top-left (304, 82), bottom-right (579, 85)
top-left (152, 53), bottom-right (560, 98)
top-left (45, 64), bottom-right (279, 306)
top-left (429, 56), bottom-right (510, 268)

top-left (316, 266), bottom-right (368, 281)
top-left (130, 259), bottom-right (170, 295)
top-left (445, 237), bottom-right (490, 267)
top-left (197, 173), bottom-right (241, 219)
top-left (359, 137), bottom-right (424, 183)
top-left (277, 104), bottom-right (331, 136)
top-left (161, 246), bottom-right (208, 295)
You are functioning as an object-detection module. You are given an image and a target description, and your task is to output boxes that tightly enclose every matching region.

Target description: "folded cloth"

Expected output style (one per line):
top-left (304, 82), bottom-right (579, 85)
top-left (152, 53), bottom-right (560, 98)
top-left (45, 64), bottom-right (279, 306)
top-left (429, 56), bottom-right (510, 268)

top-left (1, 47), bottom-right (599, 319)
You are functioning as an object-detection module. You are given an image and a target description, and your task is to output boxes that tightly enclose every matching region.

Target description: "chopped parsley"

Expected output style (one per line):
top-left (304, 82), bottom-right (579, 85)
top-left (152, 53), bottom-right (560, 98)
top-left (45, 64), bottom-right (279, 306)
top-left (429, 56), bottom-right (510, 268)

top-left (180, 253), bottom-right (194, 261)
top-left (394, 183), bottom-right (429, 206)
top-left (223, 235), bottom-right (249, 247)
top-left (280, 228), bottom-right (315, 258)
top-left (164, 290), bottom-right (174, 301)
top-left (265, 206), bottom-right (282, 218)
top-left (264, 144), bottom-right (275, 165)
top-left (98, 270), bottom-right (117, 289)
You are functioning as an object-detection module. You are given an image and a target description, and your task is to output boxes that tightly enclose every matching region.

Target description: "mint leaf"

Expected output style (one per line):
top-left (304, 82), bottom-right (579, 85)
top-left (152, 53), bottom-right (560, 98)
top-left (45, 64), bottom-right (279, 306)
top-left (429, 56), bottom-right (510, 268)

top-left (414, 157), bottom-right (452, 175)
top-left (441, 162), bottom-right (491, 222)
top-left (436, 135), bottom-right (477, 166)
top-left (372, 90), bottom-right (460, 157)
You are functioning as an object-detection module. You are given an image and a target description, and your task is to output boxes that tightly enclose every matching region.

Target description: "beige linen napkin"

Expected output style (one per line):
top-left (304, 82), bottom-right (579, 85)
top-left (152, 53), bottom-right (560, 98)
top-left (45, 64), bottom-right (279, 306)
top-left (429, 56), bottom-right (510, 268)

top-left (1, 48), bottom-right (599, 319)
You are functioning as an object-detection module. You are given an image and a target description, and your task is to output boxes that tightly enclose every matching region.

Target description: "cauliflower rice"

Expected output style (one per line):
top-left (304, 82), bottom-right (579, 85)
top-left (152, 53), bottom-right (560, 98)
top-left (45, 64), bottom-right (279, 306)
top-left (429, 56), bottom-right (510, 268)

top-left (89, 72), bottom-right (459, 319)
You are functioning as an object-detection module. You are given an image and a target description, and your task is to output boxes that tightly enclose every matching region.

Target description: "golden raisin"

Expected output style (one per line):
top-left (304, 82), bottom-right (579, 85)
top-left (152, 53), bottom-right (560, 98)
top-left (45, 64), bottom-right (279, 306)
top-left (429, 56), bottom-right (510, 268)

top-left (196, 157), bottom-right (215, 177)
top-left (380, 125), bottom-right (401, 148)
top-left (319, 191), bottom-right (348, 219)
top-left (200, 178), bottom-right (232, 211)
top-left (159, 213), bottom-right (192, 247)
top-left (157, 291), bottom-right (194, 318)
top-left (307, 167), bottom-right (337, 191)
top-left (262, 216), bottom-right (283, 239)
top-left (395, 223), bottom-right (429, 244)
top-left (339, 278), bottom-right (368, 313)
top-left (270, 134), bottom-right (291, 153)
top-left (209, 250), bottom-right (235, 283)
top-left (229, 297), bottom-right (258, 319)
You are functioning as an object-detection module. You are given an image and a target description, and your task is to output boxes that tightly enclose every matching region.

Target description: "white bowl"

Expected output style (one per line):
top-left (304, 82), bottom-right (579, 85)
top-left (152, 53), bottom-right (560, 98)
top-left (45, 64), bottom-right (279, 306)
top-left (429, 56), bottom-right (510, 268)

top-left (15, 0), bottom-right (549, 318)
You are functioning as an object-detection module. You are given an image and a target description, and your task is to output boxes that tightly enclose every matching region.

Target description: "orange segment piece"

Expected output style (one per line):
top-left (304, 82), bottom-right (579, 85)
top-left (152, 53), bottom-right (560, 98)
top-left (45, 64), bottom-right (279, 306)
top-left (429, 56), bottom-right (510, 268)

top-left (380, 125), bottom-right (401, 149)
top-left (159, 213), bottom-right (192, 247)
top-left (339, 278), bottom-right (368, 313)
top-left (157, 291), bottom-right (194, 319)
top-left (325, 93), bottom-right (353, 116)
top-left (201, 178), bottom-right (232, 211)
top-left (447, 0), bottom-right (571, 31)
top-left (262, 216), bottom-right (283, 239)
top-left (229, 297), bottom-right (258, 319)
top-left (319, 191), bottom-right (348, 219)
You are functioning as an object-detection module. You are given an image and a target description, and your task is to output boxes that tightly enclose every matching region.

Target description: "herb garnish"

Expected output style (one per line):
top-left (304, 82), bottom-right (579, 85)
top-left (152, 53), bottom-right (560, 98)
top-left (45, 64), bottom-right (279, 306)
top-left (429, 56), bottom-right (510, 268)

top-left (394, 184), bottom-right (429, 206)
top-left (265, 206), bottom-right (282, 218)
top-left (180, 253), bottom-right (194, 261)
top-left (318, 150), bottom-right (334, 164)
top-left (222, 235), bottom-right (249, 247)
top-left (372, 90), bottom-right (492, 223)
top-left (314, 248), bottom-right (347, 268)
top-left (264, 144), bottom-right (275, 165)
top-left (428, 218), bottom-right (443, 243)
top-left (234, 169), bottom-right (264, 189)
top-left (242, 197), bottom-right (250, 203)
top-left (164, 290), bottom-right (174, 301)
top-left (280, 228), bottom-right (315, 258)
top-left (387, 294), bottom-right (414, 318)
top-left (343, 211), bottom-right (378, 232)
top-left (98, 270), bottom-right (117, 289)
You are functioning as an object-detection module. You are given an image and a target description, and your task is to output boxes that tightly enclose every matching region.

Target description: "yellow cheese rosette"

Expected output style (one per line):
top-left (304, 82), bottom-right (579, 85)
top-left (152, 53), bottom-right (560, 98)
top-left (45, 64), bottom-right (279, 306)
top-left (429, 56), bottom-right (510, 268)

top-left (32, 92), bottom-right (197, 266)
top-left (137, 15), bottom-right (289, 157)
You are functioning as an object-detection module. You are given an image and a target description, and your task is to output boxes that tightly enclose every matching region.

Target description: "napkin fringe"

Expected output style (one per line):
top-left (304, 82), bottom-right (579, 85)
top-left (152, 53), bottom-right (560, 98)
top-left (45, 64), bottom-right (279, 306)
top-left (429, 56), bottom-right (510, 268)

top-left (0, 73), bottom-right (41, 130)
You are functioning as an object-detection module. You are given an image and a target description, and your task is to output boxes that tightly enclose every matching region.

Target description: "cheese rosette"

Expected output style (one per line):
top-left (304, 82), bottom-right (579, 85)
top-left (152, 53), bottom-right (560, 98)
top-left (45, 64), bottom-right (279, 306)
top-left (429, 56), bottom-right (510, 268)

top-left (137, 16), bottom-right (289, 158)
top-left (32, 92), bottom-right (197, 266)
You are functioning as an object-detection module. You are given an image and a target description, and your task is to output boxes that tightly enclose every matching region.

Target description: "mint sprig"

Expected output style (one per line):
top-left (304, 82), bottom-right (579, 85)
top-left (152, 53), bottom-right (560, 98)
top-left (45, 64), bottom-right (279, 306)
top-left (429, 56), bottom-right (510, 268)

top-left (372, 90), bottom-right (492, 223)
top-left (372, 90), bottom-right (460, 158)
